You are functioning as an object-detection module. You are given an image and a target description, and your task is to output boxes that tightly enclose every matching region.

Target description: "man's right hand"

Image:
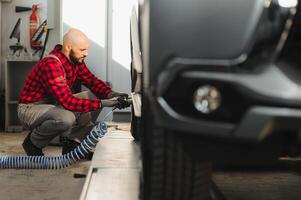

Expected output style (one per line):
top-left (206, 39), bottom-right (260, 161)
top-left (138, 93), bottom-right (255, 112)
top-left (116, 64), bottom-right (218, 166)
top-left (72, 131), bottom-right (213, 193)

top-left (100, 98), bottom-right (119, 108)
top-left (107, 91), bottom-right (128, 99)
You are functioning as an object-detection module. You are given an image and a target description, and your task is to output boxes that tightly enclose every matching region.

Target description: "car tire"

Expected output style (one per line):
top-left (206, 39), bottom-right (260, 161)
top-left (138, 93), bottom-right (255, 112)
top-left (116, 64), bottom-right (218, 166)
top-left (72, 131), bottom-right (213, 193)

top-left (130, 58), bottom-right (141, 141)
top-left (141, 98), bottom-right (212, 200)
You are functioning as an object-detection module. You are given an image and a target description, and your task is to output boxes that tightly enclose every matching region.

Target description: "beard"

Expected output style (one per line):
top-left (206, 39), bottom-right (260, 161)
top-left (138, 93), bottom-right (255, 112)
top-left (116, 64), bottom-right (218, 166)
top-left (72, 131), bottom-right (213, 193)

top-left (70, 50), bottom-right (85, 65)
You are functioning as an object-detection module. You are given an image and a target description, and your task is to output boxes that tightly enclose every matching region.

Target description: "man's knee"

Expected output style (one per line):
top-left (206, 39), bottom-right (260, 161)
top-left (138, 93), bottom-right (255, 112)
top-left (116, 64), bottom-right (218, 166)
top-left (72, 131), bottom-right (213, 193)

top-left (56, 110), bottom-right (76, 131)
top-left (43, 107), bottom-right (76, 132)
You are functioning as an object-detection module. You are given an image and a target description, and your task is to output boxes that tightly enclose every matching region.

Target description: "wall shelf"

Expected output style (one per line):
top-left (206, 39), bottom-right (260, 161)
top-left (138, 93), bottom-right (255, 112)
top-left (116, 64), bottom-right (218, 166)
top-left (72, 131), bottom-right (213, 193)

top-left (4, 59), bottom-right (38, 132)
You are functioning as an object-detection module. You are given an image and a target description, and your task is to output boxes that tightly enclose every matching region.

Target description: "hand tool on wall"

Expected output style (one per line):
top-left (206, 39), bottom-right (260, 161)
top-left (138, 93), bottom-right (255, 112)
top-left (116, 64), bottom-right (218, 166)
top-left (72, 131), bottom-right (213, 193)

top-left (9, 18), bottom-right (24, 57)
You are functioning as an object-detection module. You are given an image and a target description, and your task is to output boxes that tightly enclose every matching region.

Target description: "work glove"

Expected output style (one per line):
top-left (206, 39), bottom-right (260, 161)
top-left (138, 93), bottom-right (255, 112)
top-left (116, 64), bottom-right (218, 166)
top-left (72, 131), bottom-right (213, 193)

top-left (100, 97), bottom-right (131, 109)
top-left (101, 98), bottom-right (119, 108)
top-left (107, 91), bottom-right (129, 99)
top-left (115, 97), bottom-right (131, 109)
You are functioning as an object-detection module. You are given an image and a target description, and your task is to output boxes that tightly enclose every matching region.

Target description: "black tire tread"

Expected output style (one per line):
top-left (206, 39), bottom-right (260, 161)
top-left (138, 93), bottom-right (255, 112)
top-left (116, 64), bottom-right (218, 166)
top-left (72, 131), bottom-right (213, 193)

top-left (144, 127), bottom-right (212, 200)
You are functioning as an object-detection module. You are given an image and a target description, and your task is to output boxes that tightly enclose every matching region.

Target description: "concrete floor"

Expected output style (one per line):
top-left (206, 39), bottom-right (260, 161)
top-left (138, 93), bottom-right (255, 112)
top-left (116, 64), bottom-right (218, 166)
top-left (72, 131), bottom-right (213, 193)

top-left (214, 169), bottom-right (301, 200)
top-left (1, 123), bottom-right (301, 200)
top-left (0, 123), bottom-right (130, 200)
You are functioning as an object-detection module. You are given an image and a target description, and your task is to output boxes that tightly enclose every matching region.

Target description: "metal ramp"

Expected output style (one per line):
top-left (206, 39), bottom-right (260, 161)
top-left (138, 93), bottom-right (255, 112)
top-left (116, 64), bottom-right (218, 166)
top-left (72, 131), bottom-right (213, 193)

top-left (80, 130), bottom-right (141, 200)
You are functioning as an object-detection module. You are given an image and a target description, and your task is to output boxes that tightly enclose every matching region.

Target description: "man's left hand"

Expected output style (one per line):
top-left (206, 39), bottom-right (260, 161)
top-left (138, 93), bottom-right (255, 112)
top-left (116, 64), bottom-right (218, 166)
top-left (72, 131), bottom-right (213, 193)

top-left (115, 97), bottom-right (131, 109)
top-left (108, 91), bottom-right (129, 99)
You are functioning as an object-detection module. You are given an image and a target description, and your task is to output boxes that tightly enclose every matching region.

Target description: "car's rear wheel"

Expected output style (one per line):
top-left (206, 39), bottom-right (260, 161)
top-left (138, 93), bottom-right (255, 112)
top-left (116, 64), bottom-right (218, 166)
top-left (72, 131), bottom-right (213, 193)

top-left (130, 12), bottom-right (142, 141)
top-left (130, 56), bottom-right (141, 141)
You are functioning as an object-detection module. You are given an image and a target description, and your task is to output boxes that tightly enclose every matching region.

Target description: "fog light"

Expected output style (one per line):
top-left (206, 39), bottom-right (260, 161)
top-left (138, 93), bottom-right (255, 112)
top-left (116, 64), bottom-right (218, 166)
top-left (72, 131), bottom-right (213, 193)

top-left (193, 85), bottom-right (221, 114)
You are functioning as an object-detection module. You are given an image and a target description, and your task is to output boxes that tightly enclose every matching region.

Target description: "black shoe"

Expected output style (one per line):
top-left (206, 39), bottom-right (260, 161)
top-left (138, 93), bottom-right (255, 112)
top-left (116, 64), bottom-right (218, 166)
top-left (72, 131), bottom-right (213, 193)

top-left (22, 132), bottom-right (44, 156)
top-left (62, 139), bottom-right (94, 160)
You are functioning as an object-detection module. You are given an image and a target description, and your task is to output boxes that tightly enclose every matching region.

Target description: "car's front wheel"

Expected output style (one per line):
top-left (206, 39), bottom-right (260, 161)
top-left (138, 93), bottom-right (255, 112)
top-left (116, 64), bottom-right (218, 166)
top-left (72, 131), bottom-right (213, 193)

top-left (141, 98), bottom-right (213, 200)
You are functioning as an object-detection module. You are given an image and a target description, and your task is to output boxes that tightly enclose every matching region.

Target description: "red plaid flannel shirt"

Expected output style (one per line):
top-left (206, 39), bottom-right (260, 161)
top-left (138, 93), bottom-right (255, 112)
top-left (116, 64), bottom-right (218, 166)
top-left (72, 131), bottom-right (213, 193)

top-left (19, 45), bottom-right (112, 112)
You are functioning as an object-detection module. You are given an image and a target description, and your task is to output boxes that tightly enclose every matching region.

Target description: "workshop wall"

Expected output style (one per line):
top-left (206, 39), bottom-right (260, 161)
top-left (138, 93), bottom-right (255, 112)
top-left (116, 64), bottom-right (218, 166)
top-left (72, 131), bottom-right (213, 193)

top-left (62, 0), bottom-right (133, 97)
top-left (44, 0), bottom-right (62, 56)
top-left (62, 0), bottom-right (133, 117)
top-left (62, 0), bottom-right (107, 83)
top-left (0, 0), bottom-right (47, 89)
top-left (0, 1), bottom-right (2, 129)
top-left (0, 1), bottom-right (2, 90)
top-left (107, 0), bottom-right (132, 98)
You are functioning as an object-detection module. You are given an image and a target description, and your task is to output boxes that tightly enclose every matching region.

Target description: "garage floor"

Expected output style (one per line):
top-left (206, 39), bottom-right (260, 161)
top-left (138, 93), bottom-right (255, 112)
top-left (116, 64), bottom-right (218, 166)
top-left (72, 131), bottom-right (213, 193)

top-left (214, 169), bottom-right (301, 200)
top-left (0, 123), bottom-right (130, 200)
top-left (0, 132), bottom-right (89, 200)
top-left (1, 123), bottom-right (301, 200)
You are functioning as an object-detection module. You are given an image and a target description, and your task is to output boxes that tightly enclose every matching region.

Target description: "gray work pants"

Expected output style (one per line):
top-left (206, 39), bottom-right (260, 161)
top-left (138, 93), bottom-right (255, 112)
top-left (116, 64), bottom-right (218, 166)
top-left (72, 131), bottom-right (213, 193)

top-left (17, 91), bottom-right (101, 149)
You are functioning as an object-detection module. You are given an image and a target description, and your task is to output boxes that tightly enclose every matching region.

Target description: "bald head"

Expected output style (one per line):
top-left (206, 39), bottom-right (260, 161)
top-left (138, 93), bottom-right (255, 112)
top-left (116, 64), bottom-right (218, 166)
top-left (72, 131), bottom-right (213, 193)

top-left (61, 28), bottom-right (89, 64)
top-left (63, 28), bottom-right (89, 46)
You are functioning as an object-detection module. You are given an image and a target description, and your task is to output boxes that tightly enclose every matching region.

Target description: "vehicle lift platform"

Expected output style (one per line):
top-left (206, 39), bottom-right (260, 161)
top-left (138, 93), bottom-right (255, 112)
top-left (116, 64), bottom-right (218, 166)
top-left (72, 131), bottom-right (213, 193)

top-left (79, 130), bottom-right (141, 200)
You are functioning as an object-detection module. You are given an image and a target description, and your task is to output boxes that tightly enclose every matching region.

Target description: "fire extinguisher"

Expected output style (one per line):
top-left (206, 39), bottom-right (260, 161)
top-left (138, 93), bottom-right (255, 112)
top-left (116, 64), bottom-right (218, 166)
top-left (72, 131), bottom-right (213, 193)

top-left (29, 4), bottom-right (41, 49)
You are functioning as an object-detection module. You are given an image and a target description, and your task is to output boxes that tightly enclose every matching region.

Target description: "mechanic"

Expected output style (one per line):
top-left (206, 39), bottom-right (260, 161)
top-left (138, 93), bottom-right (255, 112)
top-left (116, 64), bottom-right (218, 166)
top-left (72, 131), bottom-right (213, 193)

top-left (17, 28), bottom-right (130, 158)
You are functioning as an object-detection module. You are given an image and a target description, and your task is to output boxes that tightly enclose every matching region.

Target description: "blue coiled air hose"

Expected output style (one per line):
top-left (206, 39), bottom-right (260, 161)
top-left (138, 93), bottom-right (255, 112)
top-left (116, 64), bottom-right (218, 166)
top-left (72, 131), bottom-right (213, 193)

top-left (0, 110), bottom-right (113, 169)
